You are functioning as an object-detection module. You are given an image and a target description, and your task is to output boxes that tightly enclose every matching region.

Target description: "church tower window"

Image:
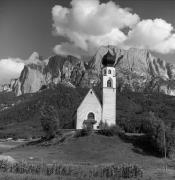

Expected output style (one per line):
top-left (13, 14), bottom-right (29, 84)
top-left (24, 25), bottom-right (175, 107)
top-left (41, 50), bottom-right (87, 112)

top-left (108, 70), bottom-right (111, 74)
top-left (107, 79), bottom-right (112, 87)
top-left (103, 69), bottom-right (107, 76)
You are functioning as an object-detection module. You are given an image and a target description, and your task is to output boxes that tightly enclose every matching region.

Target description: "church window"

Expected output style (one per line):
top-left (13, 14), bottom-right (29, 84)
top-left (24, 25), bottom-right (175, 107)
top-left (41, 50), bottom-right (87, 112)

top-left (107, 79), bottom-right (112, 87)
top-left (104, 69), bottom-right (107, 75)
top-left (108, 70), bottom-right (111, 74)
top-left (87, 112), bottom-right (95, 120)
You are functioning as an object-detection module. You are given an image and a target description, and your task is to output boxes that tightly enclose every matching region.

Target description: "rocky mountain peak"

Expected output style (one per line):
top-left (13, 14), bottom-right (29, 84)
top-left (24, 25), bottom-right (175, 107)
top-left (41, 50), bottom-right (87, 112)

top-left (2, 46), bottom-right (175, 96)
top-left (25, 52), bottom-right (45, 66)
top-left (29, 52), bottom-right (39, 60)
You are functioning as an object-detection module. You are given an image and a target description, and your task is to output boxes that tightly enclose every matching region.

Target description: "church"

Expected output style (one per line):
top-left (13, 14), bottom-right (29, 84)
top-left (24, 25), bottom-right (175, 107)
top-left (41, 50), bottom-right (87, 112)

top-left (76, 50), bottom-right (116, 129)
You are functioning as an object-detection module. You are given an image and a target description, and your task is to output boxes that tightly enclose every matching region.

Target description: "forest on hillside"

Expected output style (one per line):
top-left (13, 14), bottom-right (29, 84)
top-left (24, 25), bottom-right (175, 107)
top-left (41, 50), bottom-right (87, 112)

top-left (0, 84), bottom-right (174, 138)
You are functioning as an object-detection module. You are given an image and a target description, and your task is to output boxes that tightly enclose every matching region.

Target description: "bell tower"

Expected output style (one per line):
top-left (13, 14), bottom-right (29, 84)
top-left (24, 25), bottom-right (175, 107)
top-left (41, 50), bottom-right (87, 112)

top-left (102, 49), bottom-right (116, 126)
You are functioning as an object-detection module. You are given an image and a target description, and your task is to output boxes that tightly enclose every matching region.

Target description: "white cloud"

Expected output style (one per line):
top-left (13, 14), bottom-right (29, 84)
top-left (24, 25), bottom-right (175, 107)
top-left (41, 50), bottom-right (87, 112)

top-left (52, 0), bottom-right (139, 56)
top-left (153, 34), bottom-right (175, 54)
top-left (0, 58), bottom-right (24, 84)
top-left (52, 0), bottom-right (175, 56)
top-left (125, 19), bottom-right (175, 53)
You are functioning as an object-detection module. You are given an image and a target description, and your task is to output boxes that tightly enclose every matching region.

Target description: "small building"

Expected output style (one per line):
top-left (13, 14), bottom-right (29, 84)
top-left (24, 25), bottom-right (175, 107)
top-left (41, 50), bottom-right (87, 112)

top-left (76, 49), bottom-right (116, 129)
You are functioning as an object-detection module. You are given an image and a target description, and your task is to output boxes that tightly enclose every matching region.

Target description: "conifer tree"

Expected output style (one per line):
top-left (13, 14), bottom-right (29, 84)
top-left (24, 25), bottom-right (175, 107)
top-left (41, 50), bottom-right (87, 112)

top-left (40, 103), bottom-right (59, 139)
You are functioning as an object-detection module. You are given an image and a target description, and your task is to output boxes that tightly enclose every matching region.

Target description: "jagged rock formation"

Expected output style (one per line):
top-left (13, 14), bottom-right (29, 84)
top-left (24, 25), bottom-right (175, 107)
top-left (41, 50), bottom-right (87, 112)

top-left (90, 46), bottom-right (175, 95)
top-left (13, 53), bottom-right (88, 96)
top-left (0, 79), bottom-right (18, 92)
top-left (3, 46), bottom-right (175, 96)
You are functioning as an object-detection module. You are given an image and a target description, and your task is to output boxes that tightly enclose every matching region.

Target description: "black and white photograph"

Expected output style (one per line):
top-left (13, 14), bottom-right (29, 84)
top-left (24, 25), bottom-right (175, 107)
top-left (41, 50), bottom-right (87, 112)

top-left (0, 0), bottom-right (175, 179)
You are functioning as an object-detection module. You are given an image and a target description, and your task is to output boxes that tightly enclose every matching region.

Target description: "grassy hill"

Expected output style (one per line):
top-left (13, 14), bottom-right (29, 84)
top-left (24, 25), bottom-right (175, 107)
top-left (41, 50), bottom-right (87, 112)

top-left (2, 133), bottom-right (175, 179)
top-left (0, 85), bottom-right (175, 138)
top-left (3, 134), bottom-right (161, 168)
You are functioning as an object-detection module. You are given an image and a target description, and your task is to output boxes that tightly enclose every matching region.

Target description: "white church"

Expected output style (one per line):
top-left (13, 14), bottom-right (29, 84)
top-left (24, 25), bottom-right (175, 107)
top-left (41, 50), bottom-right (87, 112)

top-left (76, 50), bottom-right (116, 129)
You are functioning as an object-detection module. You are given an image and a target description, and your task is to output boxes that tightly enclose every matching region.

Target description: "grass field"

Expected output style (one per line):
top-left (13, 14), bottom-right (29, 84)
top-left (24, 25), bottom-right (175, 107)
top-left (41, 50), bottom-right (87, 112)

top-left (1, 135), bottom-right (168, 168)
top-left (2, 134), bottom-right (160, 166)
top-left (0, 133), bottom-right (175, 179)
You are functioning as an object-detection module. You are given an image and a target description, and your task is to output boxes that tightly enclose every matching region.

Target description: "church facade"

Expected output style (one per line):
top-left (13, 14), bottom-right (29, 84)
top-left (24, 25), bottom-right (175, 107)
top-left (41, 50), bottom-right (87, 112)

top-left (76, 50), bottom-right (116, 129)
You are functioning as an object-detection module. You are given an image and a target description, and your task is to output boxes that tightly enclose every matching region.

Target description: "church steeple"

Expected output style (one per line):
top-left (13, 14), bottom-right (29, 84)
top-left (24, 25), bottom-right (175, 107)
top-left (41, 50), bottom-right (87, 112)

top-left (102, 47), bottom-right (116, 126)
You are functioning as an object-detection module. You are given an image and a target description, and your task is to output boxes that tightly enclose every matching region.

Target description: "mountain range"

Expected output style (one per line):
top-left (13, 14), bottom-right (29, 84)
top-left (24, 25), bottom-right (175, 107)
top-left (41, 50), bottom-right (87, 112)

top-left (1, 46), bottom-right (175, 96)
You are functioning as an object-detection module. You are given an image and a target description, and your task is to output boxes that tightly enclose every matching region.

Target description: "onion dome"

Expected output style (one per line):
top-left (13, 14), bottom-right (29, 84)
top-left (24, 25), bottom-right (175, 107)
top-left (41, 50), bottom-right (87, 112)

top-left (102, 50), bottom-right (115, 67)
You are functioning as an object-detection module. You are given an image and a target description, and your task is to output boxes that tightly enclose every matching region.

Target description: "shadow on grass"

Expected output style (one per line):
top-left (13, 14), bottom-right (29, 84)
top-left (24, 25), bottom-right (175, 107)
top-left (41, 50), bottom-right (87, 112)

top-left (26, 138), bottom-right (45, 146)
top-left (119, 133), bottom-right (162, 158)
top-left (26, 133), bottom-right (69, 147)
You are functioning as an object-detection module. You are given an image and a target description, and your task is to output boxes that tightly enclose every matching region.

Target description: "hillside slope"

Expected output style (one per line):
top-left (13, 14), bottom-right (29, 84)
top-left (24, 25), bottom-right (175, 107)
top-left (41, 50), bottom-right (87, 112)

top-left (3, 134), bottom-right (162, 168)
top-left (0, 85), bottom-right (89, 138)
top-left (0, 84), bottom-right (175, 138)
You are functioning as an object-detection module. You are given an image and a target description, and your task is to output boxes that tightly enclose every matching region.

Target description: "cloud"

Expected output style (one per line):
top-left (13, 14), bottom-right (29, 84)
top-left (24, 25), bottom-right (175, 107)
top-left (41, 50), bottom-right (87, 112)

top-left (52, 0), bottom-right (175, 56)
top-left (125, 19), bottom-right (175, 53)
top-left (0, 58), bottom-right (24, 84)
top-left (52, 0), bottom-right (139, 56)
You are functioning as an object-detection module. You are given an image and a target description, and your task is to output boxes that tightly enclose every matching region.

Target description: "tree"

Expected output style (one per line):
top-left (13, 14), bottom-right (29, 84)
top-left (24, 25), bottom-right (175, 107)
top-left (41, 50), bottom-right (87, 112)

top-left (143, 112), bottom-right (165, 154)
top-left (40, 103), bottom-right (59, 139)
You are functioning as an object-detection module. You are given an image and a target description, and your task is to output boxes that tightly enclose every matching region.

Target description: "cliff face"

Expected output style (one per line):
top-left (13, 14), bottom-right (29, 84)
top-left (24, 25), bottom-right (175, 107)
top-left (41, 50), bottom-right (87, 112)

top-left (90, 46), bottom-right (175, 95)
top-left (9, 47), bottom-right (175, 96)
top-left (13, 54), bottom-right (89, 95)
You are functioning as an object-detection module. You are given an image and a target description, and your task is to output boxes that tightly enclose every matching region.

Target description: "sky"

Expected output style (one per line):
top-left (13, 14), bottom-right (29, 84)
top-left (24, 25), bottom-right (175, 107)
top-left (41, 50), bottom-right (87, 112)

top-left (0, 0), bottom-right (175, 84)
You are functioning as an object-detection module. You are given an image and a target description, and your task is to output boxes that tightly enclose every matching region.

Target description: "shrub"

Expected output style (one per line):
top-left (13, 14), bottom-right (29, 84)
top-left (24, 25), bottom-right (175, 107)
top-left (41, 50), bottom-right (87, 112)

top-left (97, 122), bottom-right (123, 137)
top-left (141, 112), bottom-right (175, 157)
top-left (40, 103), bottom-right (59, 139)
top-left (163, 126), bottom-right (175, 158)
top-left (117, 115), bottom-right (144, 133)
top-left (74, 129), bottom-right (90, 138)
top-left (117, 111), bottom-right (175, 157)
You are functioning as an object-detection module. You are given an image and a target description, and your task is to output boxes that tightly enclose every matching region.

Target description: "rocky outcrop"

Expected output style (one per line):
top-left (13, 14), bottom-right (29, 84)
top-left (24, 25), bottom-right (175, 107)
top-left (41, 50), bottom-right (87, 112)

top-left (0, 79), bottom-right (18, 92)
top-left (10, 47), bottom-right (175, 96)
top-left (90, 46), bottom-right (175, 95)
top-left (0, 84), bottom-right (11, 92)
top-left (13, 53), bottom-right (88, 96)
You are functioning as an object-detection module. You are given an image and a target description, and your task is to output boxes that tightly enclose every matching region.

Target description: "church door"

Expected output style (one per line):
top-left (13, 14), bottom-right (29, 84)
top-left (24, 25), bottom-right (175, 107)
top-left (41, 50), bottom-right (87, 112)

top-left (83, 112), bottom-right (96, 130)
top-left (87, 112), bottom-right (95, 120)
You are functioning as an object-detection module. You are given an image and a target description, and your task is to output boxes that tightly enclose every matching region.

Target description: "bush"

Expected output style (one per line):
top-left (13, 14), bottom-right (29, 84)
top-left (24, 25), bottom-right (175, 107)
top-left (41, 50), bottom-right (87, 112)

top-left (163, 126), bottom-right (175, 158)
top-left (74, 129), bottom-right (91, 138)
top-left (117, 111), bottom-right (175, 157)
top-left (141, 112), bottom-right (175, 157)
top-left (40, 103), bottom-right (59, 139)
top-left (97, 122), bottom-right (123, 137)
top-left (117, 115), bottom-right (145, 133)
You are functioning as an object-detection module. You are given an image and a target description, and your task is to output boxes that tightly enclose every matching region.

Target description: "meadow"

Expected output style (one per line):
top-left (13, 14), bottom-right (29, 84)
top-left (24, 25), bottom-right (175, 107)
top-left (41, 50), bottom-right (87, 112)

top-left (0, 134), bottom-right (175, 179)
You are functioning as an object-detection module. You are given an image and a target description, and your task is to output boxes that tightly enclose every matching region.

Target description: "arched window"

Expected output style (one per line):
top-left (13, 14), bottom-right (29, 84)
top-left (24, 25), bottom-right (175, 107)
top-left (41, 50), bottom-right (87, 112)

top-left (107, 79), bottom-right (112, 87)
top-left (108, 70), bottom-right (111, 74)
top-left (87, 112), bottom-right (95, 120)
top-left (103, 69), bottom-right (107, 76)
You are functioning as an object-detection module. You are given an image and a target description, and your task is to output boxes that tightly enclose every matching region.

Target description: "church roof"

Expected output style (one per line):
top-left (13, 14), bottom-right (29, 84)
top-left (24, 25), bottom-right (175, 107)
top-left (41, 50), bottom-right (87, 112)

top-left (102, 50), bottom-right (115, 67)
top-left (77, 88), bottom-right (102, 110)
top-left (93, 87), bottom-right (102, 104)
top-left (72, 87), bottom-right (102, 120)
